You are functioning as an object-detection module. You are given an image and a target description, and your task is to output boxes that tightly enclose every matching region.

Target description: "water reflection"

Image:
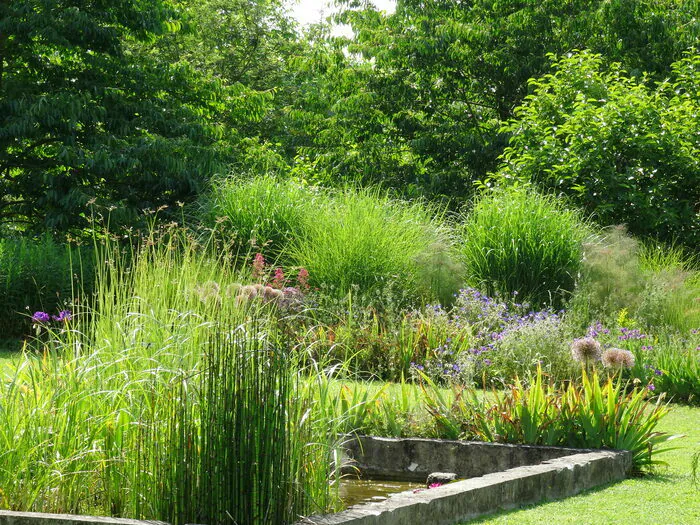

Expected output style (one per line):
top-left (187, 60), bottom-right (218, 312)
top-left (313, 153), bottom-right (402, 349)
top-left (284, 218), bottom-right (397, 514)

top-left (339, 478), bottom-right (423, 508)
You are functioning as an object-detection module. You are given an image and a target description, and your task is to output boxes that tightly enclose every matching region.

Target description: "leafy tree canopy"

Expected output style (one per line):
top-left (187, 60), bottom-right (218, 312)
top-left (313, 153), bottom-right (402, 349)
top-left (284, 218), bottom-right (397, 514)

top-left (494, 51), bottom-right (700, 248)
top-left (278, 0), bottom-right (699, 201)
top-left (0, 0), bottom-right (271, 232)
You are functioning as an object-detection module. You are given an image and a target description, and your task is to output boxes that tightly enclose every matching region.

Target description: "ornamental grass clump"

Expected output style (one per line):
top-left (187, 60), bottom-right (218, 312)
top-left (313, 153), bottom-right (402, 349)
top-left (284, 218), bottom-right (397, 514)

top-left (0, 231), bottom-right (340, 522)
top-left (290, 187), bottom-right (462, 306)
top-left (459, 185), bottom-right (591, 309)
top-left (200, 175), bottom-right (312, 262)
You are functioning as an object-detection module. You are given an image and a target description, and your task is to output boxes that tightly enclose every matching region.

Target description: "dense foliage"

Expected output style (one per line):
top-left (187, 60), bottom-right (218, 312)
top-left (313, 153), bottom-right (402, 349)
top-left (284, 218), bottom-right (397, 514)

top-left (496, 51), bottom-right (700, 248)
top-left (2, 0), bottom-right (698, 234)
top-left (276, 0), bottom-right (699, 199)
top-left (0, 0), bottom-right (270, 231)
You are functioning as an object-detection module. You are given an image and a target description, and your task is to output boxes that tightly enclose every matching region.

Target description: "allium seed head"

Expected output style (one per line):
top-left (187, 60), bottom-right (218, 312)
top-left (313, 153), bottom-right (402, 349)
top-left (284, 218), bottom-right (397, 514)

top-left (570, 337), bottom-right (602, 363)
top-left (601, 348), bottom-right (636, 369)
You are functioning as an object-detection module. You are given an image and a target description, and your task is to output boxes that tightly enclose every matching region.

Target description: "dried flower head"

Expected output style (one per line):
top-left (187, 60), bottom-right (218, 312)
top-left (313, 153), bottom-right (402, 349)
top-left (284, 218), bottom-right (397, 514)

top-left (570, 337), bottom-right (602, 363)
top-left (601, 347), bottom-right (636, 369)
top-left (240, 285), bottom-right (258, 299)
top-left (194, 281), bottom-right (220, 303)
top-left (261, 286), bottom-right (284, 302)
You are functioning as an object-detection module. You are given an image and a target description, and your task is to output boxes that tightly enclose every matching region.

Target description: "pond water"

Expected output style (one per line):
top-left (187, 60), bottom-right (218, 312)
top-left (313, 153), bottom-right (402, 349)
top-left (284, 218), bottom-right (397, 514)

top-left (339, 478), bottom-right (424, 507)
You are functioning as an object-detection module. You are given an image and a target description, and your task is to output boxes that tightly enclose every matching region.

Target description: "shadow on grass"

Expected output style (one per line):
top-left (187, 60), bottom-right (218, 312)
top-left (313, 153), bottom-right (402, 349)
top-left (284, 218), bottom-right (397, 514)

top-left (0, 337), bottom-right (24, 362)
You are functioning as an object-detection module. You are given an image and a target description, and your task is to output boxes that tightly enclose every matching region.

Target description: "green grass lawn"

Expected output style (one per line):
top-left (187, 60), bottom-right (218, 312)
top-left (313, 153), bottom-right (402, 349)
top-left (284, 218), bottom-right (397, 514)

top-left (464, 404), bottom-right (700, 525)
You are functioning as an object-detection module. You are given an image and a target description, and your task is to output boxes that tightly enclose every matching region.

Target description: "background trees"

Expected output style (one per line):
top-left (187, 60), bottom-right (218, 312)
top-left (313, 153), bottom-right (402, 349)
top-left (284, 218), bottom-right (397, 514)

top-left (1, 0), bottom-right (698, 246)
top-left (495, 51), bottom-right (700, 247)
top-left (275, 0), bottom-right (699, 203)
top-left (0, 0), bottom-right (270, 231)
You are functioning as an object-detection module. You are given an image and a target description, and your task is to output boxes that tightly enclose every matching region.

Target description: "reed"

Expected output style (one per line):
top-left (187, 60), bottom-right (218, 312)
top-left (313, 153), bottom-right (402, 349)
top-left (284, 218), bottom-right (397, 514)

top-left (0, 231), bottom-right (339, 521)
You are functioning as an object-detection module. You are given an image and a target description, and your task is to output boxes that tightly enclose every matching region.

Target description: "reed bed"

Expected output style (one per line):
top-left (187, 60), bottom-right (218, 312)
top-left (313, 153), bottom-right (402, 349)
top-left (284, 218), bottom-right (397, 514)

top-left (0, 232), bottom-right (340, 523)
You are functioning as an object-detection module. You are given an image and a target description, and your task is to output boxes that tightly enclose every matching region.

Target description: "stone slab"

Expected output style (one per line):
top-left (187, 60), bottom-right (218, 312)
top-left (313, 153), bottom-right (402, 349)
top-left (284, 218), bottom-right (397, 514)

top-left (0, 511), bottom-right (166, 525)
top-left (298, 447), bottom-right (632, 525)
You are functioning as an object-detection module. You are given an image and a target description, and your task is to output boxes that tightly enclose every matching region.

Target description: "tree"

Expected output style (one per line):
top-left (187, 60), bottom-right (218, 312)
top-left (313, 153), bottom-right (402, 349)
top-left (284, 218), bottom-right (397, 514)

top-left (277, 0), bottom-right (699, 201)
top-left (495, 51), bottom-right (700, 248)
top-left (0, 0), bottom-right (269, 232)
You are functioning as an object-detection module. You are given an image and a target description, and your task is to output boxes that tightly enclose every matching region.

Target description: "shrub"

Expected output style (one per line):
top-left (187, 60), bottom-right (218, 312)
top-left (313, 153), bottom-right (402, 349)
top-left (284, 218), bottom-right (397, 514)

top-left (496, 51), bottom-right (700, 248)
top-left (0, 235), bottom-right (93, 337)
top-left (459, 185), bottom-right (590, 309)
top-left (290, 188), bottom-right (463, 305)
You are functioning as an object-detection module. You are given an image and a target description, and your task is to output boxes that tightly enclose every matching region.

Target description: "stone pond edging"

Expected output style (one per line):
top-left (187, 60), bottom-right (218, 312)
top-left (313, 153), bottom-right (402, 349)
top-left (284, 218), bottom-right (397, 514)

top-left (0, 437), bottom-right (632, 525)
top-left (296, 436), bottom-right (633, 525)
top-left (0, 511), bottom-right (166, 525)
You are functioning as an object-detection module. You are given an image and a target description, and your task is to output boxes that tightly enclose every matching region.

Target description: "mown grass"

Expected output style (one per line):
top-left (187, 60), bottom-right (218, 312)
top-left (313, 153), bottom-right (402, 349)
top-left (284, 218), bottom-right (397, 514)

top-left (464, 405), bottom-right (700, 524)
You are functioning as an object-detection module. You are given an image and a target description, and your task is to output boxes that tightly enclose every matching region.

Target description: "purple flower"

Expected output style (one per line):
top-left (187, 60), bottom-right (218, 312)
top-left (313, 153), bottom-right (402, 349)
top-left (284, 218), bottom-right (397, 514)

top-left (483, 359), bottom-right (492, 366)
top-left (52, 310), bottom-right (72, 322)
top-left (618, 327), bottom-right (647, 341)
top-left (647, 384), bottom-right (656, 391)
top-left (32, 311), bottom-right (51, 323)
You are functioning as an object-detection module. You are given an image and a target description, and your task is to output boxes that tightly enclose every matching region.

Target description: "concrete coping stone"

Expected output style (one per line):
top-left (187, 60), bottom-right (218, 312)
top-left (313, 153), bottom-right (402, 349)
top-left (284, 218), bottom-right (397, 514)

top-left (298, 448), bottom-right (633, 525)
top-left (0, 510), bottom-right (167, 525)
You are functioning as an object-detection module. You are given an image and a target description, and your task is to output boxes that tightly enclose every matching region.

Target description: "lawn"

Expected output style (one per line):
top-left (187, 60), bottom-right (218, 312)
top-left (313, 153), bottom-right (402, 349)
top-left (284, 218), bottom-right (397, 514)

top-left (465, 404), bottom-right (700, 525)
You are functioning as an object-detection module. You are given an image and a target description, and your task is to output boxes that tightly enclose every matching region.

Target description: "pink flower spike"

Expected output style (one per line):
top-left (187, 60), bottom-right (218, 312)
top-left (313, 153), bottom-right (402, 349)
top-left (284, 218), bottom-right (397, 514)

top-left (252, 253), bottom-right (265, 280)
top-left (272, 267), bottom-right (286, 289)
top-left (297, 267), bottom-right (310, 292)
